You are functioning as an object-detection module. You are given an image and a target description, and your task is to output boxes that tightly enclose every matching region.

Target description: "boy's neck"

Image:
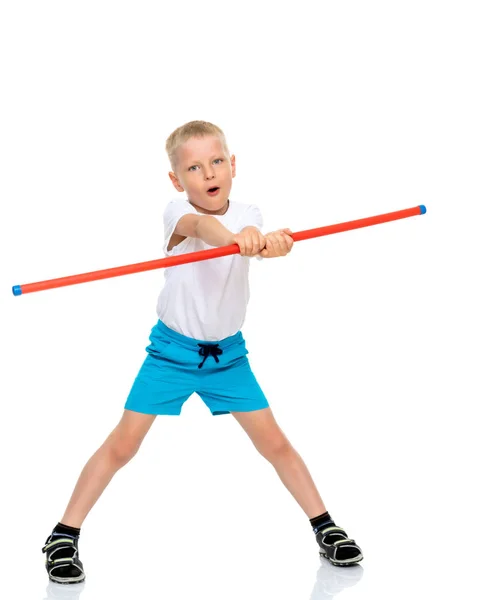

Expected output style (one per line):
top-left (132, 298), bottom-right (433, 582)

top-left (189, 199), bottom-right (229, 216)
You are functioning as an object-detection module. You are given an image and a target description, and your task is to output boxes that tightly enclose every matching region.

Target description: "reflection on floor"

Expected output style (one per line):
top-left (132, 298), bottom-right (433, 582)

top-left (42, 557), bottom-right (364, 600)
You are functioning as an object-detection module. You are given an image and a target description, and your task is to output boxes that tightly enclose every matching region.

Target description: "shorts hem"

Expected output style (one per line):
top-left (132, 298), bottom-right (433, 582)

top-left (210, 403), bottom-right (269, 416)
top-left (124, 406), bottom-right (181, 416)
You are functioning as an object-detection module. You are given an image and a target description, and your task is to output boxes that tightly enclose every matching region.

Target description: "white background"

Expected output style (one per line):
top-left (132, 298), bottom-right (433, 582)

top-left (1, 1), bottom-right (478, 599)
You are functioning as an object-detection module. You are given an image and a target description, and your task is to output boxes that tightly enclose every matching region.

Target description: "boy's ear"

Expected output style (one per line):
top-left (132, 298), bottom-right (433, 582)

top-left (169, 171), bottom-right (184, 192)
top-left (231, 154), bottom-right (236, 178)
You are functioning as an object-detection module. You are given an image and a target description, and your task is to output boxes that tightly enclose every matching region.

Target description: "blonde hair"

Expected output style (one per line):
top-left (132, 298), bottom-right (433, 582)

top-left (166, 120), bottom-right (230, 172)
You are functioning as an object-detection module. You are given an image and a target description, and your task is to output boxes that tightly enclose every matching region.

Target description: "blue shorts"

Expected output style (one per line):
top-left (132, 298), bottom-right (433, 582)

top-left (124, 319), bottom-right (270, 416)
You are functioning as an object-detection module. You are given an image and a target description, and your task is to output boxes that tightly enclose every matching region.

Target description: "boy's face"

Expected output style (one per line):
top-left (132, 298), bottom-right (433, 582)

top-left (169, 135), bottom-right (236, 214)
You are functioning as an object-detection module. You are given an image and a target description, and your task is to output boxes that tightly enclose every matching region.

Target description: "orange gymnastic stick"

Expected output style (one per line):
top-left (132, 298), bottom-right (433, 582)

top-left (12, 205), bottom-right (426, 296)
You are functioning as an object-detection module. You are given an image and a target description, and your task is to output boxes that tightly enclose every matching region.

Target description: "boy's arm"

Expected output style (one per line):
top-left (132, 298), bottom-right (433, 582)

top-left (173, 215), bottom-right (265, 257)
top-left (175, 214), bottom-right (235, 247)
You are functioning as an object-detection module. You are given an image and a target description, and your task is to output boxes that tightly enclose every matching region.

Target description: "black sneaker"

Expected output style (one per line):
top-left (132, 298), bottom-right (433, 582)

top-left (42, 532), bottom-right (86, 584)
top-left (314, 524), bottom-right (363, 567)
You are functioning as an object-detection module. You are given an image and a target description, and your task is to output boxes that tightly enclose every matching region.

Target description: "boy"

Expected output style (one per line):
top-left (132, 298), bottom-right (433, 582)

top-left (41, 121), bottom-right (363, 584)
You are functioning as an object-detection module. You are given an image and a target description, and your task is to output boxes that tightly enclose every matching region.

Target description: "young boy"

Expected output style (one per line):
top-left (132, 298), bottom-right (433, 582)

top-left (41, 120), bottom-right (363, 584)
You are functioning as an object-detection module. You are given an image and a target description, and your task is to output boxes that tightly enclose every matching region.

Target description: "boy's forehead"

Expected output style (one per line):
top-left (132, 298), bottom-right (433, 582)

top-left (178, 135), bottom-right (225, 162)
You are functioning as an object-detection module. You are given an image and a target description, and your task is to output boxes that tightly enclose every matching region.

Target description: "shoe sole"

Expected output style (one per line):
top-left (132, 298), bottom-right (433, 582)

top-left (49, 574), bottom-right (86, 585)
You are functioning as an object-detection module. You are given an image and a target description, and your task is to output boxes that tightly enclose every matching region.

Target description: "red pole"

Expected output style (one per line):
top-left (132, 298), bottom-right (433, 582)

top-left (12, 205), bottom-right (426, 296)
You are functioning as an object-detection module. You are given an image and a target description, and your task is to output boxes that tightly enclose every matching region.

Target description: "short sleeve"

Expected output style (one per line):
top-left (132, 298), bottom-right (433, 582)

top-left (240, 204), bottom-right (264, 232)
top-left (162, 199), bottom-right (198, 255)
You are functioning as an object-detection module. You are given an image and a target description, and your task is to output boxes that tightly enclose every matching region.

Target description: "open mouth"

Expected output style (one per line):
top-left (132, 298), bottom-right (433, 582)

top-left (207, 187), bottom-right (220, 196)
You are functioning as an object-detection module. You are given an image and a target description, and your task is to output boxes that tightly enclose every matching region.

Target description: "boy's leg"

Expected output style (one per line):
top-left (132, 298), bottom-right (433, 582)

top-left (230, 407), bottom-right (327, 518)
top-left (231, 407), bottom-right (363, 566)
top-left (42, 409), bottom-right (157, 584)
top-left (60, 409), bottom-right (157, 527)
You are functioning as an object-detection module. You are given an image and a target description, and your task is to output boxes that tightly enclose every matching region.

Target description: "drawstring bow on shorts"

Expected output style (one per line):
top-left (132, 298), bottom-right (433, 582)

top-left (197, 343), bottom-right (223, 369)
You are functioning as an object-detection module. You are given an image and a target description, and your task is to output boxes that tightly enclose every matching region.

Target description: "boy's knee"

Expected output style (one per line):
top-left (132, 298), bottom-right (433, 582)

top-left (107, 434), bottom-right (142, 465)
top-left (259, 435), bottom-right (291, 461)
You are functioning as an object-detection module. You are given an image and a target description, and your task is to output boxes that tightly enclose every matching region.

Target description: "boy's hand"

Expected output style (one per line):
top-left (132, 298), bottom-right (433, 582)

top-left (259, 229), bottom-right (294, 258)
top-left (232, 226), bottom-right (266, 257)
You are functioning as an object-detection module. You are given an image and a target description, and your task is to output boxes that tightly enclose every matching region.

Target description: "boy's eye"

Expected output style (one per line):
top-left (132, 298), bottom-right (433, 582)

top-left (188, 158), bottom-right (222, 171)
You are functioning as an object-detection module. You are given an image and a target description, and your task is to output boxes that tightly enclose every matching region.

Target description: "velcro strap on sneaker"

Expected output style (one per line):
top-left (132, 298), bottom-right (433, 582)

top-left (49, 556), bottom-right (84, 576)
top-left (318, 526), bottom-right (347, 536)
top-left (42, 537), bottom-right (74, 553)
top-left (333, 538), bottom-right (356, 546)
top-left (52, 557), bottom-right (74, 564)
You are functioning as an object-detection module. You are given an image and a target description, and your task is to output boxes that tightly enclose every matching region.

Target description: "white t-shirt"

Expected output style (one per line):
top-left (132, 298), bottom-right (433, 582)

top-left (156, 198), bottom-right (263, 341)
